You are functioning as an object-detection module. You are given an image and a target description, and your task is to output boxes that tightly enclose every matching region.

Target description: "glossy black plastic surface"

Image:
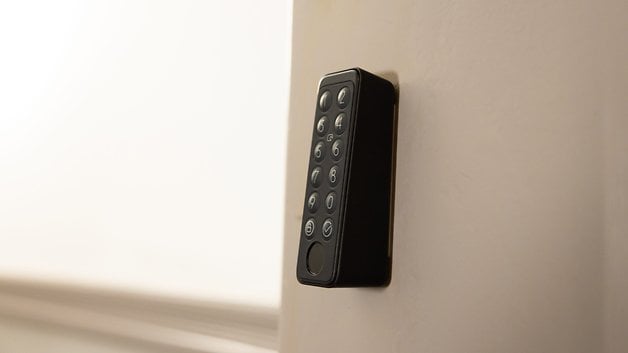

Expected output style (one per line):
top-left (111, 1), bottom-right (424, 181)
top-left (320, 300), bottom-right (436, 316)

top-left (296, 68), bottom-right (396, 287)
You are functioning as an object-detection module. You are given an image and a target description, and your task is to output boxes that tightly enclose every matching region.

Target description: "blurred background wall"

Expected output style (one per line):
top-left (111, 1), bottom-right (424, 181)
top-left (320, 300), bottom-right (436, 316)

top-left (0, 1), bottom-right (291, 352)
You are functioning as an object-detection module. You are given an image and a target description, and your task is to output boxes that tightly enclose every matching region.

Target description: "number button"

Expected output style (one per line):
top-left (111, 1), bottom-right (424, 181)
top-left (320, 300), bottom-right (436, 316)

top-left (319, 90), bottom-right (331, 112)
top-left (313, 142), bottom-right (325, 162)
top-left (331, 139), bottom-right (343, 160)
top-left (316, 116), bottom-right (328, 136)
top-left (307, 192), bottom-right (320, 213)
top-left (322, 219), bottom-right (334, 238)
top-left (325, 192), bottom-right (337, 213)
top-left (328, 165), bottom-right (339, 186)
top-left (334, 113), bottom-right (346, 135)
top-left (304, 218), bottom-right (315, 238)
top-left (310, 167), bottom-right (322, 187)
top-left (337, 87), bottom-right (350, 108)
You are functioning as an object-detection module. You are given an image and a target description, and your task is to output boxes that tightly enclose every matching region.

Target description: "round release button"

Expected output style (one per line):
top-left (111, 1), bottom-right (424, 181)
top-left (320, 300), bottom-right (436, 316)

top-left (306, 242), bottom-right (324, 275)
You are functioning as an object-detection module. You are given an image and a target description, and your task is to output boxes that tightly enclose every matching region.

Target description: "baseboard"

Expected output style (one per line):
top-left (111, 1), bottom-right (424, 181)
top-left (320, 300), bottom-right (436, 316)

top-left (0, 276), bottom-right (278, 353)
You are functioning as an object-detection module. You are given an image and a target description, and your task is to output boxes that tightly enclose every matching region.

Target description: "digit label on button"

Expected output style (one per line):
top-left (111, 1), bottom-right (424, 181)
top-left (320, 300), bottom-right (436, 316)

top-left (337, 87), bottom-right (350, 108)
top-left (314, 142), bottom-right (325, 162)
top-left (307, 192), bottom-right (319, 213)
top-left (325, 192), bottom-right (336, 213)
top-left (331, 139), bottom-right (343, 160)
top-left (316, 116), bottom-right (328, 136)
top-left (310, 167), bottom-right (322, 187)
top-left (329, 165), bottom-right (339, 186)
top-left (334, 113), bottom-right (346, 135)
top-left (304, 218), bottom-right (315, 238)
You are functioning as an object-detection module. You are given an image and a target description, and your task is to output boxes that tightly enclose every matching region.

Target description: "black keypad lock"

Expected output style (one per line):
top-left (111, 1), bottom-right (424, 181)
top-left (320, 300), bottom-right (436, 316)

top-left (297, 68), bottom-right (397, 287)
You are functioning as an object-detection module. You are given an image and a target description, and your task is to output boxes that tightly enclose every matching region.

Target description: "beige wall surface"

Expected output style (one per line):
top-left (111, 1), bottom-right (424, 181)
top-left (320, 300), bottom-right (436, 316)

top-left (280, 1), bottom-right (628, 353)
top-left (603, 2), bottom-right (628, 351)
top-left (0, 319), bottom-right (152, 353)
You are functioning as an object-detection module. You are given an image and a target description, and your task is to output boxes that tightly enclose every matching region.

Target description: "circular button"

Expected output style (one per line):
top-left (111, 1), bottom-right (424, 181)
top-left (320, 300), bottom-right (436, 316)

top-left (304, 218), bottom-right (315, 238)
top-left (310, 167), bottom-right (322, 187)
top-left (322, 218), bottom-right (334, 239)
top-left (319, 91), bottom-right (331, 112)
top-left (316, 116), bottom-right (328, 136)
top-left (325, 192), bottom-right (337, 213)
top-left (331, 139), bottom-right (343, 160)
top-left (313, 141), bottom-right (325, 162)
top-left (337, 87), bottom-right (350, 108)
top-left (307, 192), bottom-right (319, 213)
top-left (306, 242), bottom-right (324, 275)
top-left (334, 113), bottom-right (346, 135)
top-left (328, 165), bottom-right (339, 186)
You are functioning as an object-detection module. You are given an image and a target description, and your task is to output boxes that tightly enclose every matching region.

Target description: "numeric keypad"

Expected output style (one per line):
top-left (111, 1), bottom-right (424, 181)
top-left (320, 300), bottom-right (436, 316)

top-left (301, 82), bottom-right (352, 248)
top-left (297, 68), bottom-right (396, 288)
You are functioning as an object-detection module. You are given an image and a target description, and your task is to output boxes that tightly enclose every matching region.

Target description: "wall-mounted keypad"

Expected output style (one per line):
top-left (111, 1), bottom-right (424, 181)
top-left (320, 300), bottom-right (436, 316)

top-left (297, 68), bottom-right (396, 288)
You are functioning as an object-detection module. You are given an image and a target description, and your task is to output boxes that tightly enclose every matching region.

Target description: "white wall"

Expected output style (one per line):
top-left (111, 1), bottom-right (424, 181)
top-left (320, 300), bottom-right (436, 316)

top-left (0, 0), bottom-right (291, 307)
top-left (281, 1), bottom-right (628, 352)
